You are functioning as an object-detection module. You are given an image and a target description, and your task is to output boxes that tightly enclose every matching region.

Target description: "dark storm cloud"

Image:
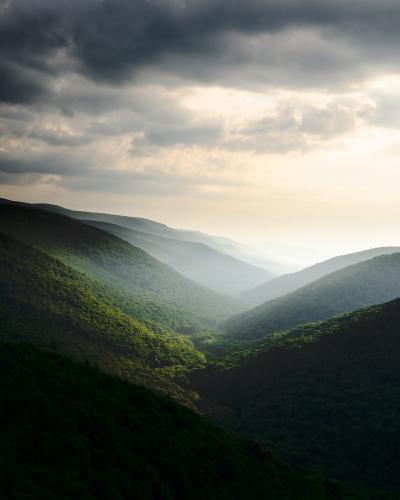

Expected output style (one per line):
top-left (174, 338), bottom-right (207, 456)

top-left (3, 0), bottom-right (400, 191)
top-left (0, 61), bottom-right (49, 104)
top-left (2, 0), bottom-right (400, 104)
top-left (0, 152), bottom-right (84, 176)
top-left (0, 148), bottom-right (239, 196)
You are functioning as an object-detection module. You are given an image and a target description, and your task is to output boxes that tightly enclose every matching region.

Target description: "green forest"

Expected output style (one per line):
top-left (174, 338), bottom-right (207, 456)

top-left (1, 198), bottom-right (400, 498)
top-left (0, 342), bottom-right (350, 499)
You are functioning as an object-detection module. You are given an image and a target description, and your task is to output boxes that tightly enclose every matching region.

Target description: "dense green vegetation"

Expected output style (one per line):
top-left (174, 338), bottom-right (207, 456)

top-left (0, 342), bottom-right (352, 499)
top-left (85, 219), bottom-right (272, 295)
top-left (0, 202), bottom-right (243, 332)
top-left (0, 233), bottom-right (205, 400)
top-left (240, 247), bottom-right (400, 306)
top-left (3, 196), bottom-right (400, 497)
top-left (190, 299), bottom-right (400, 496)
top-left (225, 252), bottom-right (400, 340)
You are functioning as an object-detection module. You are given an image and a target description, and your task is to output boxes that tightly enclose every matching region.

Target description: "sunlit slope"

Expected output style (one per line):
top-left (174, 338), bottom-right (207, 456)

top-left (240, 247), bottom-right (400, 306)
top-left (190, 299), bottom-right (400, 494)
top-left (225, 252), bottom-right (400, 340)
top-left (0, 203), bottom-right (243, 331)
top-left (0, 234), bottom-right (204, 397)
top-left (0, 342), bottom-right (354, 499)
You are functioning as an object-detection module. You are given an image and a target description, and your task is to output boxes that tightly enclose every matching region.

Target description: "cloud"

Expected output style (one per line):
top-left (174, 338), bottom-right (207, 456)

top-left (0, 60), bottom-right (50, 104)
top-left (3, 0), bottom-right (400, 104)
top-left (3, 0), bottom-right (400, 199)
top-left (366, 90), bottom-right (400, 129)
top-left (131, 114), bottom-right (222, 155)
top-left (222, 98), bottom-right (368, 153)
top-left (0, 152), bottom-right (84, 176)
top-left (0, 146), bottom-right (245, 197)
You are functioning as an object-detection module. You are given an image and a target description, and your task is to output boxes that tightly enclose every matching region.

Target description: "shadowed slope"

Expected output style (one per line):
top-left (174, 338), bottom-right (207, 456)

top-left (0, 342), bottom-right (353, 499)
top-left (240, 247), bottom-right (400, 306)
top-left (225, 252), bottom-right (400, 340)
top-left (190, 299), bottom-right (400, 494)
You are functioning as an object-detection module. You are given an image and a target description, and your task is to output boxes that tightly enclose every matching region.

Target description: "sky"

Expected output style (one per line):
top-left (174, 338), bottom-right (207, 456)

top-left (1, 0), bottom-right (400, 265)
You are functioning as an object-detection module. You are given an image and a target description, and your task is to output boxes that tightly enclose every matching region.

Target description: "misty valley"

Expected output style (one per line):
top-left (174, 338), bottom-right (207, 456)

top-left (1, 197), bottom-right (400, 498)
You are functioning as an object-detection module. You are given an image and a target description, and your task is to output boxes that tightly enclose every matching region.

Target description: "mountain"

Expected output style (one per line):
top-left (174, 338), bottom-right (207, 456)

top-left (83, 219), bottom-right (272, 295)
top-left (189, 299), bottom-right (400, 495)
top-left (224, 252), bottom-right (400, 340)
top-left (0, 342), bottom-right (352, 500)
top-left (31, 201), bottom-right (287, 278)
top-left (0, 233), bottom-right (205, 399)
top-left (240, 247), bottom-right (400, 306)
top-left (0, 202), bottom-right (243, 332)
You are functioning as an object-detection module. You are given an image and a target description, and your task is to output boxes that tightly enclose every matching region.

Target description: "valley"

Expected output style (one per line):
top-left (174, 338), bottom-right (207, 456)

top-left (1, 196), bottom-right (400, 498)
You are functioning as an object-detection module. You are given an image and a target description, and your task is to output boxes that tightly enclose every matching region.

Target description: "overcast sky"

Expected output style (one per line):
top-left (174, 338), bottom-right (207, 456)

top-left (1, 0), bottom-right (400, 262)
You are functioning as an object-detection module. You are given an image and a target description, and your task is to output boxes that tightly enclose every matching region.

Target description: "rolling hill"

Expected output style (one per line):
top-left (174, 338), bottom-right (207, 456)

top-left (30, 200), bottom-right (290, 277)
top-left (0, 202), bottom-right (243, 332)
top-left (0, 342), bottom-right (352, 499)
top-left (240, 247), bottom-right (400, 306)
top-left (224, 251), bottom-right (400, 340)
top-left (190, 299), bottom-right (400, 495)
top-left (0, 233), bottom-right (205, 399)
top-left (83, 219), bottom-right (272, 294)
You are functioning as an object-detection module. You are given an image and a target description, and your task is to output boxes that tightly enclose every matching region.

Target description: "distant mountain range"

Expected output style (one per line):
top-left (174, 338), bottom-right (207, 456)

top-left (0, 202), bottom-right (242, 330)
top-left (225, 251), bottom-right (400, 340)
top-left (32, 201), bottom-right (279, 293)
top-left (240, 246), bottom-right (400, 306)
top-left (190, 298), bottom-right (400, 494)
top-left (82, 219), bottom-right (273, 295)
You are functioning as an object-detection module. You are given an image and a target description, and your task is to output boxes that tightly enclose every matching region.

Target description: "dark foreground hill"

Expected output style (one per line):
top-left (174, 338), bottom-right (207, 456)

top-left (240, 247), bottom-right (400, 306)
top-left (0, 342), bottom-right (352, 500)
top-left (190, 299), bottom-right (400, 495)
top-left (0, 233), bottom-right (205, 399)
top-left (84, 219), bottom-right (272, 295)
top-left (0, 202), bottom-right (243, 332)
top-left (225, 252), bottom-right (400, 340)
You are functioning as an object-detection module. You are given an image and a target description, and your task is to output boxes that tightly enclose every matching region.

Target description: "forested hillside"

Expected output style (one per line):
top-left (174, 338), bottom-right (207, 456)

top-left (0, 202), bottom-right (243, 332)
top-left (190, 299), bottom-right (400, 495)
top-left (225, 252), bottom-right (400, 340)
top-left (0, 234), bottom-right (204, 399)
top-left (0, 342), bottom-right (352, 500)
top-left (240, 247), bottom-right (400, 306)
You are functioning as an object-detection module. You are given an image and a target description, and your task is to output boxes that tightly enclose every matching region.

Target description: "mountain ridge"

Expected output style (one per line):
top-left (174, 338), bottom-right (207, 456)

top-left (240, 246), bottom-right (400, 306)
top-left (0, 202), bottom-right (243, 332)
top-left (225, 251), bottom-right (400, 340)
top-left (83, 219), bottom-right (273, 294)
